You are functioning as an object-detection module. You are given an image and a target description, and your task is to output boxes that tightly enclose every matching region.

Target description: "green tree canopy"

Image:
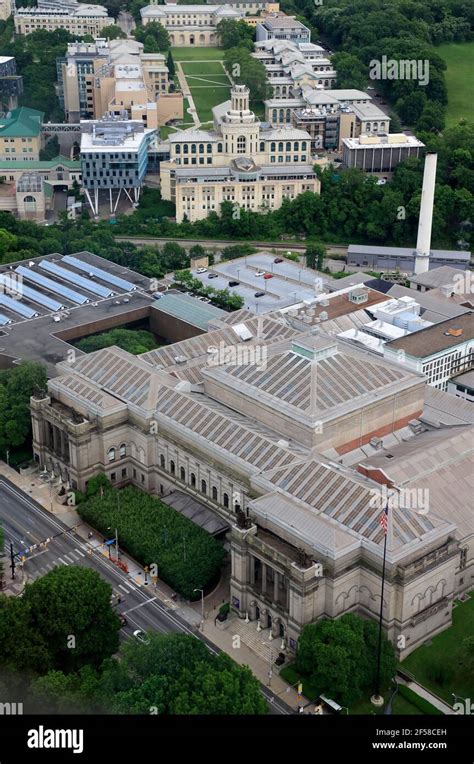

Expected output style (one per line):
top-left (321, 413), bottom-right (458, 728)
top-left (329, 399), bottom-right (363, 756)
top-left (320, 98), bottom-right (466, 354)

top-left (134, 22), bottom-right (170, 51)
top-left (217, 19), bottom-right (255, 50)
top-left (0, 362), bottom-right (47, 456)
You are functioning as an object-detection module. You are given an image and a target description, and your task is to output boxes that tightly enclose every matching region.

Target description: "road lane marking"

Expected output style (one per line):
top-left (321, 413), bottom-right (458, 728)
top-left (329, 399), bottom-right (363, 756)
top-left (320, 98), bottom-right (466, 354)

top-left (75, 549), bottom-right (85, 557)
top-left (123, 597), bottom-right (157, 615)
top-left (57, 557), bottom-right (68, 565)
top-left (118, 584), bottom-right (129, 594)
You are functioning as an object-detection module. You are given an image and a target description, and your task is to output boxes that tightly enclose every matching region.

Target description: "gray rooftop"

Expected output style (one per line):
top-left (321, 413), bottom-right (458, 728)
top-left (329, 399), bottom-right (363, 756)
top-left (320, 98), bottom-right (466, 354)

top-left (409, 265), bottom-right (467, 289)
top-left (152, 292), bottom-right (227, 331)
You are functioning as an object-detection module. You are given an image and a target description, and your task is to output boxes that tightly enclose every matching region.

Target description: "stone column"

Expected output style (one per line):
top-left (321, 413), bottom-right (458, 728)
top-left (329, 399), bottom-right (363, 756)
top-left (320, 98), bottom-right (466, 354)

top-left (273, 570), bottom-right (279, 602)
top-left (249, 555), bottom-right (255, 586)
top-left (52, 426), bottom-right (60, 457)
top-left (261, 563), bottom-right (267, 595)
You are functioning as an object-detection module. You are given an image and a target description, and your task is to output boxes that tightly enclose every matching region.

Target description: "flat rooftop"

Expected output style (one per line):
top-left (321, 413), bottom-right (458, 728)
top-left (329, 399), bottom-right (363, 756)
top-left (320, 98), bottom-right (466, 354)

top-left (385, 311), bottom-right (474, 358)
top-left (0, 251), bottom-right (153, 376)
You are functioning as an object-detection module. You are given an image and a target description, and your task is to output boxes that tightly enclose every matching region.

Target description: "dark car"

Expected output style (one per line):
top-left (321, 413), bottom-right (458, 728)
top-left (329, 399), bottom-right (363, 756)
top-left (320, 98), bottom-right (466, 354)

top-left (208, 273), bottom-right (218, 279)
top-left (119, 615), bottom-right (128, 627)
top-left (275, 652), bottom-right (286, 666)
top-left (254, 291), bottom-right (265, 298)
top-left (274, 257), bottom-right (283, 263)
top-left (228, 280), bottom-right (240, 287)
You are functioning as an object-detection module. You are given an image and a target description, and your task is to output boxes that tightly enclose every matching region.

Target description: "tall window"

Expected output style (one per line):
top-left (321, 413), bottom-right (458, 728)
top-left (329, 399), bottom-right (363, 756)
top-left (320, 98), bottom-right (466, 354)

top-left (108, 448), bottom-right (115, 462)
top-left (223, 492), bottom-right (229, 508)
top-left (170, 460), bottom-right (175, 475)
top-left (160, 454), bottom-right (165, 468)
top-left (212, 486), bottom-right (218, 500)
top-left (119, 443), bottom-right (126, 458)
top-left (201, 479), bottom-right (207, 494)
top-left (180, 466), bottom-right (186, 481)
top-left (237, 135), bottom-right (246, 154)
top-left (190, 472), bottom-right (196, 487)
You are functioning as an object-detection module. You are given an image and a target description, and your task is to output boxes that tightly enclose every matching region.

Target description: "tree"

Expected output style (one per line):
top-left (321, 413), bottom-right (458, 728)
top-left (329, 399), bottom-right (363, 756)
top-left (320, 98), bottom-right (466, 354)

top-left (217, 19), bottom-right (254, 50)
top-left (0, 362), bottom-right (47, 456)
top-left (100, 633), bottom-right (267, 714)
top-left (305, 242), bottom-right (325, 270)
top-left (134, 22), bottom-right (170, 51)
top-left (223, 47), bottom-right (269, 102)
top-left (332, 52), bottom-right (367, 90)
top-left (100, 25), bottom-right (126, 40)
top-left (22, 566), bottom-right (120, 672)
top-left (0, 595), bottom-right (53, 674)
top-left (166, 49), bottom-right (175, 78)
top-left (39, 135), bottom-right (60, 162)
top-left (296, 613), bottom-right (396, 706)
top-left (416, 101), bottom-right (445, 133)
top-left (76, 328), bottom-right (159, 355)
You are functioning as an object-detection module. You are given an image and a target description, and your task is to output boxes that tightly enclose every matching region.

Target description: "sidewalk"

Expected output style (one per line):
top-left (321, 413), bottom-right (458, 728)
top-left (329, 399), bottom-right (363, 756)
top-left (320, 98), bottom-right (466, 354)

top-left (0, 462), bottom-right (305, 713)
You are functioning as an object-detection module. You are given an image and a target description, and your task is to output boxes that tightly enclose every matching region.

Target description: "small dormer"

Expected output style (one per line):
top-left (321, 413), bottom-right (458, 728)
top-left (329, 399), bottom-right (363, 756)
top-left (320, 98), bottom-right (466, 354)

top-left (291, 336), bottom-right (338, 361)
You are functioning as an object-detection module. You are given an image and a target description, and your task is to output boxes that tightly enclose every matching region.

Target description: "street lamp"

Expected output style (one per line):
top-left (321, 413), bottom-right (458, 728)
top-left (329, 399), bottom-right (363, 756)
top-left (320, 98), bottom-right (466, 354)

top-left (194, 588), bottom-right (204, 630)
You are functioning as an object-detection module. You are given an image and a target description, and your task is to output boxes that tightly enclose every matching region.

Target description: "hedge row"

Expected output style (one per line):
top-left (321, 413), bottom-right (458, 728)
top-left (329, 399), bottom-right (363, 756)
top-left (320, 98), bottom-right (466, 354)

top-left (77, 483), bottom-right (225, 600)
top-left (397, 684), bottom-right (443, 715)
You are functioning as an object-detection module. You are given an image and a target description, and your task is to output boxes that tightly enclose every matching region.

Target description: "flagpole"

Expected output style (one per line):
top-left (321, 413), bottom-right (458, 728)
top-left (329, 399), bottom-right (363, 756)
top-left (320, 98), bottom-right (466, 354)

top-left (374, 529), bottom-right (387, 701)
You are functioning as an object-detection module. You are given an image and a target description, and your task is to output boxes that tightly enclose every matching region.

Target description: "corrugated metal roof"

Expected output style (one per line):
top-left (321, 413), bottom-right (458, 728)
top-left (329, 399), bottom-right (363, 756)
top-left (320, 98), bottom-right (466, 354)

top-left (152, 292), bottom-right (227, 331)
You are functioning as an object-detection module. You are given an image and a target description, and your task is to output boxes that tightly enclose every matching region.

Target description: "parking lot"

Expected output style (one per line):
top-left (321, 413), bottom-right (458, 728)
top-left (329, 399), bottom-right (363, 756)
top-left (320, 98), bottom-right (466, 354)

top-left (191, 253), bottom-right (324, 312)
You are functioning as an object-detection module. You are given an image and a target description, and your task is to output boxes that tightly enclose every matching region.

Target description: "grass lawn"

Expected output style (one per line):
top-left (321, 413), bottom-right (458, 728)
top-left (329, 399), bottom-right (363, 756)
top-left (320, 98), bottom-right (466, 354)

top-left (437, 42), bottom-right (474, 126)
top-left (190, 85), bottom-right (230, 122)
top-left (181, 61), bottom-right (226, 76)
top-left (171, 47), bottom-right (224, 61)
top-left (401, 592), bottom-right (474, 703)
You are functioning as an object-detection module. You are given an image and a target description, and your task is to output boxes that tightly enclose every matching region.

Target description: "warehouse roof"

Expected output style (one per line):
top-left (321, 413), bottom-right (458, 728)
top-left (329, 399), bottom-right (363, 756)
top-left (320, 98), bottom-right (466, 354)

top-left (385, 311), bottom-right (474, 357)
top-left (409, 265), bottom-right (467, 290)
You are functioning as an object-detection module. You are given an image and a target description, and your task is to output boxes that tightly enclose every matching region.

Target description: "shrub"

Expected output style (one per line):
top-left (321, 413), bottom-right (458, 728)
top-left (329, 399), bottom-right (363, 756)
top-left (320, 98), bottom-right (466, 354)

top-left (397, 684), bottom-right (443, 715)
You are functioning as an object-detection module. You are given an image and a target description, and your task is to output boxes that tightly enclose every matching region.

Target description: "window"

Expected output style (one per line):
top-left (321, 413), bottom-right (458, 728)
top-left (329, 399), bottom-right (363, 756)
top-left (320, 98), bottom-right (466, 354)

top-left (201, 479), bottom-right (207, 494)
top-left (121, 468), bottom-right (127, 478)
top-left (259, 141), bottom-right (265, 151)
top-left (207, 143), bottom-right (212, 153)
top-left (160, 454), bottom-right (165, 468)
top-left (286, 142), bottom-right (291, 151)
top-left (237, 135), bottom-right (246, 154)
top-left (217, 142), bottom-right (223, 153)
top-left (141, 474), bottom-right (145, 484)
top-left (108, 447), bottom-right (116, 462)
top-left (119, 443), bottom-right (126, 458)
top-left (190, 472), bottom-right (196, 487)
top-left (191, 144), bottom-right (196, 154)
top-left (223, 492), bottom-right (229, 508)
top-left (270, 142), bottom-right (276, 152)
top-left (170, 460), bottom-right (175, 475)
top-left (176, 144), bottom-right (181, 154)
top-left (111, 472), bottom-right (116, 482)
top-left (180, 466), bottom-right (186, 481)
top-left (212, 486), bottom-right (218, 500)
top-left (133, 469), bottom-right (137, 478)
top-left (183, 144), bottom-right (188, 154)
top-left (278, 142), bottom-right (283, 152)
top-left (199, 144), bottom-right (204, 153)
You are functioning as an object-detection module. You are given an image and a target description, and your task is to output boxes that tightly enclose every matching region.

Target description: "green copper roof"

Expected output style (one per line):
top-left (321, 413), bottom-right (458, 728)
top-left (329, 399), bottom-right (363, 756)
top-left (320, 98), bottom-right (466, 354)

top-left (0, 155), bottom-right (80, 170)
top-left (0, 107), bottom-right (44, 138)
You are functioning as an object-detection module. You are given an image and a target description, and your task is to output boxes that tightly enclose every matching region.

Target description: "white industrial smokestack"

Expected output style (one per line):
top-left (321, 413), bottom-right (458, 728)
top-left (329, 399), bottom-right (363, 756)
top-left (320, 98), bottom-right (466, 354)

top-left (414, 152), bottom-right (437, 275)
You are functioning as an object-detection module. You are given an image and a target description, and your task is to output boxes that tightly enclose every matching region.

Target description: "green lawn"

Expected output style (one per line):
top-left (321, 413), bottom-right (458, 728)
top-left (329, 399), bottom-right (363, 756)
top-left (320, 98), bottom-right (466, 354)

top-left (401, 592), bottom-right (474, 703)
top-left (181, 61), bottom-right (226, 76)
top-left (171, 46), bottom-right (224, 61)
top-left (190, 85), bottom-right (230, 122)
top-left (437, 42), bottom-right (474, 126)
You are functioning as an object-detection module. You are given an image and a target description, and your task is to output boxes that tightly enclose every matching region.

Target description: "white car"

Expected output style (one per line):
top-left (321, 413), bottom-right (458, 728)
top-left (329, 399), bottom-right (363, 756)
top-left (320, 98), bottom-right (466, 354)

top-left (255, 270), bottom-right (265, 277)
top-left (196, 267), bottom-right (207, 274)
top-left (376, 179), bottom-right (386, 185)
top-left (367, 86), bottom-right (375, 90)
top-left (133, 629), bottom-right (150, 644)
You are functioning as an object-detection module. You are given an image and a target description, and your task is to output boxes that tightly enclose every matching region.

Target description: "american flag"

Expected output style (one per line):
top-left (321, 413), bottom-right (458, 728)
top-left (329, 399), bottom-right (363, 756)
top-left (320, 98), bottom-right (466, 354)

top-left (379, 504), bottom-right (389, 535)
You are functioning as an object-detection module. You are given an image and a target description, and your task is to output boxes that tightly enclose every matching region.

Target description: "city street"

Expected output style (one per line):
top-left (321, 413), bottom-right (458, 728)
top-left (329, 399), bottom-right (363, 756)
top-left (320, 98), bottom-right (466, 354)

top-left (0, 477), bottom-right (293, 715)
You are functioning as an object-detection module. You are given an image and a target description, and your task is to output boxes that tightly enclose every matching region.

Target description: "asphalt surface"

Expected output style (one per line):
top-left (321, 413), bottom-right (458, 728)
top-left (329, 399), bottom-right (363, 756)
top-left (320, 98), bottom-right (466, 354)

top-left (0, 477), bottom-right (292, 715)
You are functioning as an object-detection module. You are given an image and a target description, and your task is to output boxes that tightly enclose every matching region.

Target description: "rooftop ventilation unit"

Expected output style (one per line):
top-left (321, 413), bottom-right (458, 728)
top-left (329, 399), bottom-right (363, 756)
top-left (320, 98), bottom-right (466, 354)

top-left (369, 436), bottom-right (384, 451)
top-left (319, 311), bottom-right (328, 321)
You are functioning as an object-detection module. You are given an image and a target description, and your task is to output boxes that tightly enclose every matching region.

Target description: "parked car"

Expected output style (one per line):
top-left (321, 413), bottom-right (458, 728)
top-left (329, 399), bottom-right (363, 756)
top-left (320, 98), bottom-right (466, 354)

top-left (254, 291), bottom-right (265, 297)
top-left (274, 257), bottom-right (283, 263)
top-left (263, 273), bottom-right (273, 279)
top-left (228, 280), bottom-right (240, 287)
top-left (119, 615), bottom-right (128, 627)
top-left (196, 267), bottom-right (207, 274)
top-left (132, 629), bottom-right (149, 644)
top-left (208, 273), bottom-right (218, 279)
top-left (376, 178), bottom-right (386, 185)
top-left (255, 270), bottom-right (265, 277)
top-left (275, 652), bottom-right (286, 666)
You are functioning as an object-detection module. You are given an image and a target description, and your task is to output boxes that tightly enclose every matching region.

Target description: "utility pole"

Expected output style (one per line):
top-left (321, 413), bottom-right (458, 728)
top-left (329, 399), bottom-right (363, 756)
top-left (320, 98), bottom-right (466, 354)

top-left (10, 542), bottom-right (15, 580)
top-left (194, 588), bottom-right (204, 631)
top-left (115, 527), bottom-right (119, 562)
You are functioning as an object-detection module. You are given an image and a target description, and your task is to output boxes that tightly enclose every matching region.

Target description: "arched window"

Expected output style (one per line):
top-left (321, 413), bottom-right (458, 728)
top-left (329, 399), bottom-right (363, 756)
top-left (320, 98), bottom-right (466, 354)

top-left (223, 492), bottom-right (229, 508)
top-left (170, 460), bottom-right (175, 475)
top-left (190, 472), bottom-right (196, 487)
top-left (199, 143), bottom-right (204, 153)
top-left (212, 486), bottom-right (218, 500)
top-left (217, 142), bottom-right (223, 153)
top-left (183, 144), bottom-right (188, 154)
top-left (259, 141), bottom-right (265, 151)
top-left (270, 142), bottom-right (276, 152)
top-left (160, 454), bottom-right (165, 468)
top-left (278, 108), bottom-right (283, 122)
top-left (108, 447), bottom-right (115, 462)
top-left (366, 123), bottom-right (371, 132)
top-left (286, 142), bottom-right (291, 152)
top-left (380, 122), bottom-right (386, 130)
top-left (201, 479), bottom-right (207, 494)
top-left (286, 109), bottom-right (291, 122)
top-left (302, 141), bottom-right (307, 151)
top-left (237, 135), bottom-right (246, 154)
top-left (180, 466), bottom-right (186, 481)
top-left (294, 141), bottom-right (299, 151)
top-left (119, 443), bottom-right (126, 458)
top-left (207, 143), bottom-right (212, 153)
top-left (175, 144), bottom-right (181, 154)
top-left (272, 109), bottom-right (277, 122)
top-left (191, 144), bottom-right (196, 154)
